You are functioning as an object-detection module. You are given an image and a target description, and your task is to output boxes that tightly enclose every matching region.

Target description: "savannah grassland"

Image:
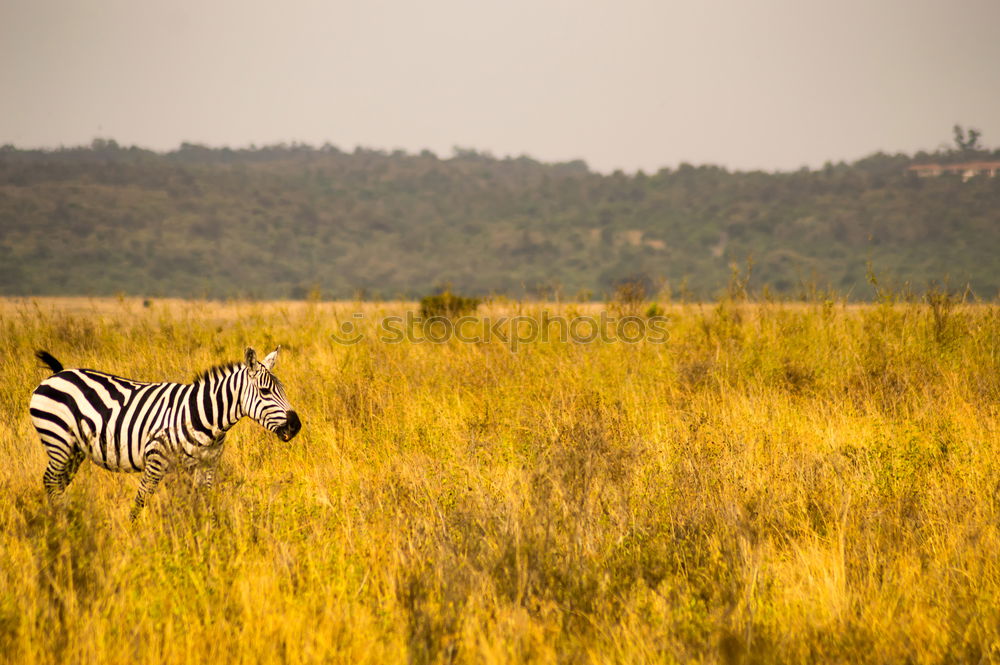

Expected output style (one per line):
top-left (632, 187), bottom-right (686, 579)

top-left (1, 295), bottom-right (999, 665)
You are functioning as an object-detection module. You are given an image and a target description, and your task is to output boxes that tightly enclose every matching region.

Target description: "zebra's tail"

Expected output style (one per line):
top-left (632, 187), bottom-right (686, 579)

top-left (35, 350), bottom-right (64, 374)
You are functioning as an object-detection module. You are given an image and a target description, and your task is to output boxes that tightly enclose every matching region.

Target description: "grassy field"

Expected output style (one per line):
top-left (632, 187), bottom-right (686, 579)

top-left (1, 295), bottom-right (999, 664)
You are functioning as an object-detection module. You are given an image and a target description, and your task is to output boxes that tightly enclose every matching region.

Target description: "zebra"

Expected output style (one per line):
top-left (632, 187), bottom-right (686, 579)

top-left (29, 346), bottom-right (301, 519)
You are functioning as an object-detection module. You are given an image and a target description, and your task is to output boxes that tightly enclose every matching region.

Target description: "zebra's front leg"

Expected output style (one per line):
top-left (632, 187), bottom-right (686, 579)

top-left (130, 445), bottom-right (170, 521)
top-left (193, 432), bottom-right (225, 490)
top-left (193, 465), bottom-right (216, 489)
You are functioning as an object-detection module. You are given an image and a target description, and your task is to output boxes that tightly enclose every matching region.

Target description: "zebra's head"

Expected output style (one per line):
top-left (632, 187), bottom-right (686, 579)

top-left (242, 346), bottom-right (301, 442)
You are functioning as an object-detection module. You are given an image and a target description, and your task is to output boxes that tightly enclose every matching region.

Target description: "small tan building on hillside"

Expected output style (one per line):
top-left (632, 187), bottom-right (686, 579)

top-left (907, 161), bottom-right (1000, 181)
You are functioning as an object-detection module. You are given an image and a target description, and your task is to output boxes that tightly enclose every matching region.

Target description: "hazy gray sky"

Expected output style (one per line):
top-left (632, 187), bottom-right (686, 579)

top-left (2, 0), bottom-right (998, 172)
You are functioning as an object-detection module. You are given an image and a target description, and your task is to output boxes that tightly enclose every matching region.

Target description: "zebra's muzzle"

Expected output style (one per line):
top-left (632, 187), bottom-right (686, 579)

top-left (276, 410), bottom-right (301, 442)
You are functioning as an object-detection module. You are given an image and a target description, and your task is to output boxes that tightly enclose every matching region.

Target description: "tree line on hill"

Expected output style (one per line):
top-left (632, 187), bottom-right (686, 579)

top-left (0, 131), bottom-right (998, 301)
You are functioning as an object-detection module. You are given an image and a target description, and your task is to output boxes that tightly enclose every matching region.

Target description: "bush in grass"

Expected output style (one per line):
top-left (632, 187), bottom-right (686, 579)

top-left (419, 289), bottom-right (480, 318)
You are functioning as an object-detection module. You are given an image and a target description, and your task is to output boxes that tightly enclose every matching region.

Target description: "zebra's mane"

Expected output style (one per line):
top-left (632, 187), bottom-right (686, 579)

top-left (191, 361), bottom-right (244, 385)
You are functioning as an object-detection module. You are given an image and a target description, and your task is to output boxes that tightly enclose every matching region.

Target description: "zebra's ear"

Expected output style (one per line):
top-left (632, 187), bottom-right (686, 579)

top-left (261, 346), bottom-right (280, 371)
top-left (245, 347), bottom-right (260, 373)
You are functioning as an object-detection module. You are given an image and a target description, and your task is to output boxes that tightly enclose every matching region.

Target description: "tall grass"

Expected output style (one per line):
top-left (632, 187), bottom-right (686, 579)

top-left (1, 296), bottom-right (998, 664)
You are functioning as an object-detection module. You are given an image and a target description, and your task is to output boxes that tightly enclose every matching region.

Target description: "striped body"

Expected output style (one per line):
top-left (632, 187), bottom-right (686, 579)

top-left (30, 347), bottom-right (300, 519)
top-left (31, 367), bottom-right (243, 473)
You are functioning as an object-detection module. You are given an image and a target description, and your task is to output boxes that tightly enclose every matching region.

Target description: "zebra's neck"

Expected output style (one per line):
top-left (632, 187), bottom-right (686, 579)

top-left (172, 364), bottom-right (247, 444)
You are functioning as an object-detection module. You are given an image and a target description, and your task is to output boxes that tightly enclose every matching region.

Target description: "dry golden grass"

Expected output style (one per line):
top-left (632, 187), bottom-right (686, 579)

top-left (1, 296), bottom-right (999, 664)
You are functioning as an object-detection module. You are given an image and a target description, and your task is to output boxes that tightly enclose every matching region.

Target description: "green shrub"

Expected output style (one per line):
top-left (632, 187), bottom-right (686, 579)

top-left (419, 289), bottom-right (480, 318)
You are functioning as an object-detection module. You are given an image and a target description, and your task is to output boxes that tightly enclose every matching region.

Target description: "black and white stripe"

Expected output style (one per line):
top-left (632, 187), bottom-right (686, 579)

top-left (29, 346), bottom-right (301, 519)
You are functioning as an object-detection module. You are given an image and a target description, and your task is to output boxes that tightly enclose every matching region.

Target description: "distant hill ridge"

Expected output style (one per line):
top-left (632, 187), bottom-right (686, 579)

top-left (1, 141), bottom-right (998, 300)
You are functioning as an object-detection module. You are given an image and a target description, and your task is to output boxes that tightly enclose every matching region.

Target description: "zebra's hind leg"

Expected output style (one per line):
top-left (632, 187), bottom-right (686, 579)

top-left (42, 447), bottom-right (83, 500)
top-left (38, 431), bottom-right (78, 499)
top-left (63, 448), bottom-right (87, 489)
top-left (130, 446), bottom-right (169, 521)
top-left (42, 459), bottom-right (69, 499)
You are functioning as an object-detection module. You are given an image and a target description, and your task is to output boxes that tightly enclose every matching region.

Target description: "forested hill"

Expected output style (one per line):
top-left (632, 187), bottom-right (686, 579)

top-left (1, 141), bottom-right (998, 300)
